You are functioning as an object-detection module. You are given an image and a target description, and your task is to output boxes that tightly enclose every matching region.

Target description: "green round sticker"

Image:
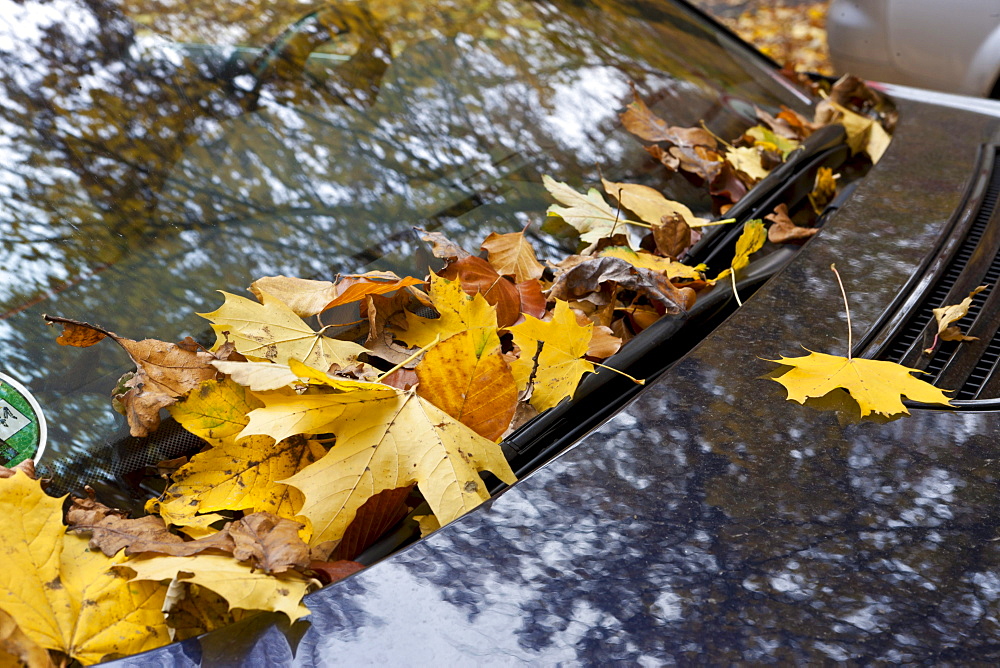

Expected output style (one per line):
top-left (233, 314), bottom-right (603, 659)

top-left (0, 372), bottom-right (46, 467)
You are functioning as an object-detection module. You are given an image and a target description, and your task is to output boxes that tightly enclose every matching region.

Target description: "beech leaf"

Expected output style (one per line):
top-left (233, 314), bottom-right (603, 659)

top-left (439, 256), bottom-right (523, 329)
top-left (249, 272), bottom-right (422, 318)
top-left (767, 350), bottom-right (953, 417)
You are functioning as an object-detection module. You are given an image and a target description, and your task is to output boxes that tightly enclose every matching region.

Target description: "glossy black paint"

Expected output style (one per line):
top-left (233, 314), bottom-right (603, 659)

top-left (112, 99), bottom-right (1000, 664)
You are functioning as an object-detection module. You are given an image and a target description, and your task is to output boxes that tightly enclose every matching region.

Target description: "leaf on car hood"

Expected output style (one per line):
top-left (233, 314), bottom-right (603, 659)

top-left (480, 229), bottom-right (544, 283)
top-left (415, 329), bottom-right (518, 442)
top-left (542, 175), bottom-right (640, 249)
top-left (767, 350), bottom-right (953, 418)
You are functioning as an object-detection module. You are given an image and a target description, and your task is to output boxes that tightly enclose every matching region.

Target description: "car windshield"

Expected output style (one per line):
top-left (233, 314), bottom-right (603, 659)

top-left (0, 0), bottom-right (812, 486)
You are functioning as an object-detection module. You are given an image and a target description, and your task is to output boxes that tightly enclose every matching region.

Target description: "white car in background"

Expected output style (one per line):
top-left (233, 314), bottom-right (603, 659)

top-left (827, 0), bottom-right (1000, 97)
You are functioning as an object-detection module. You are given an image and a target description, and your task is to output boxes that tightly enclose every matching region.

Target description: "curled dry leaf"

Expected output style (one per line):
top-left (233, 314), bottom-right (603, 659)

top-left (44, 315), bottom-right (217, 437)
top-left (653, 213), bottom-right (692, 259)
top-left (619, 87), bottom-right (716, 148)
top-left (550, 255), bottom-right (688, 314)
top-left (416, 227), bottom-right (472, 262)
top-left (765, 203), bottom-right (820, 245)
top-left (927, 285), bottom-right (989, 352)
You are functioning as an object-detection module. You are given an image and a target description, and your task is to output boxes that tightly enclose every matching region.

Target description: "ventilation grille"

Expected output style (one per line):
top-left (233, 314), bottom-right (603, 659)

top-left (874, 147), bottom-right (1000, 402)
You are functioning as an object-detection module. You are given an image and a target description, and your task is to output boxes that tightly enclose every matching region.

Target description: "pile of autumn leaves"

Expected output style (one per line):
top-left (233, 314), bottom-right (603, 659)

top-left (0, 77), bottom-right (894, 665)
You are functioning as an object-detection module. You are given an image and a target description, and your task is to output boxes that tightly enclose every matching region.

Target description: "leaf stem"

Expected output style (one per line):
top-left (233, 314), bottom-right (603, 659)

top-left (830, 263), bottom-right (853, 360)
top-left (591, 361), bottom-right (645, 385)
top-left (375, 335), bottom-right (441, 382)
top-left (731, 268), bottom-right (742, 307)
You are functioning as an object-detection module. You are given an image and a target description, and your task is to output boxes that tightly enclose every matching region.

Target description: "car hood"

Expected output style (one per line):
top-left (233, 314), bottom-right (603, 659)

top-left (108, 95), bottom-right (1000, 664)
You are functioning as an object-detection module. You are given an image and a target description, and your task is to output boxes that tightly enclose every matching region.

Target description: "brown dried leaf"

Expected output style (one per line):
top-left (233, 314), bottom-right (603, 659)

top-left (765, 203), bottom-right (820, 244)
top-left (226, 512), bottom-right (311, 574)
top-left (620, 89), bottom-right (716, 147)
top-left (653, 213), bottom-right (692, 259)
top-left (586, 325), bottom-right (622, 359)
top-left (0, 458), bottom-right (37, 480)
top-left (416, 227), bottom-right (472, 262)
top-left (549, 256), bottom-right (686, 314)
top-left (328, 486), bottom-right (414, 561)
top-left (45, 315), bottom-right (218, 437)
top-left (480, 229), bottom-right (544, 283)
top-left (308, 560), bottom-right (365, 586)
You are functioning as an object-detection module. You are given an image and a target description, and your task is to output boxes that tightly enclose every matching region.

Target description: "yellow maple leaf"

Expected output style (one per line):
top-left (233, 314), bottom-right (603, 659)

top-left (767, 350), bottom-right (953, 417)
top-left (199, 290), bottom-right (367, 369)
top-left (415, 329), bottom-right (518, 442)
top-left (393, 273), bottom-right (499, 354)
top-left (0, 473), bottom-right (169, 665)
top-left (281, 390), bottom-right (516, 545)
top-left (241, 378), bottom-right (397, 445)
top-left (122, 554), bottom-right (314, 622)
top-left (160, 434), bottom-right (326, 522)
top-left (509, 300), bottom-right (594, 412)
top-left (169, 377), bottom-right (263, 446)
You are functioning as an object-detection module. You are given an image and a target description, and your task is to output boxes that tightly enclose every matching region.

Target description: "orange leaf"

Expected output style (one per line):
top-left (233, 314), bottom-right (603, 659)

top-left (439, 256), bottom-right (522, 328)
top-left (415, 330), bottom-right (518, 442)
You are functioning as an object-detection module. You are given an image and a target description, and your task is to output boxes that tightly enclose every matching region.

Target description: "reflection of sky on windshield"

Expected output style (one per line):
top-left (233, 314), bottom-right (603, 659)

top-left (0, 0), bottom-right (806, 478)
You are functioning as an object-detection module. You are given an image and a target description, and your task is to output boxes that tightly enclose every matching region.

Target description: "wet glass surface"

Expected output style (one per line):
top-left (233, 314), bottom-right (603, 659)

top-left (0, 0), bottom-right (806, 479)
top-left (108, 99), bottom-right (1000, 664)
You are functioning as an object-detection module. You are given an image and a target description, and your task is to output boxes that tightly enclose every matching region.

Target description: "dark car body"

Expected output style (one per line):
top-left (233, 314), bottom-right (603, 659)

top-left (2, 0), bottom-right (1000, 665)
